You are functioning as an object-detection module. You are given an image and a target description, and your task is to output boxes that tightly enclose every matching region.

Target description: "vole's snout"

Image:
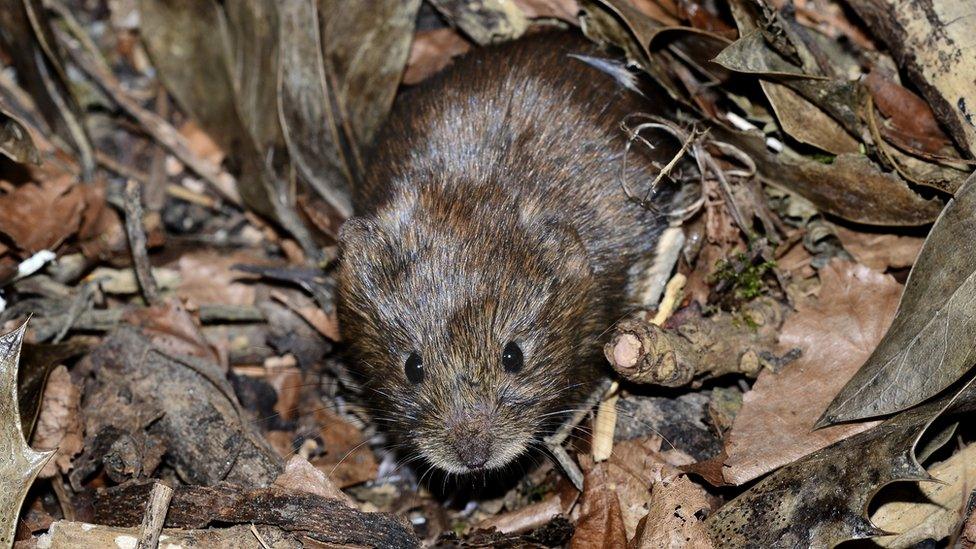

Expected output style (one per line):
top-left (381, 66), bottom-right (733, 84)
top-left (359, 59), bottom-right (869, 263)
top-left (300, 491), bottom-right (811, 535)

top-left (446, 406), bottom-right (495, 471)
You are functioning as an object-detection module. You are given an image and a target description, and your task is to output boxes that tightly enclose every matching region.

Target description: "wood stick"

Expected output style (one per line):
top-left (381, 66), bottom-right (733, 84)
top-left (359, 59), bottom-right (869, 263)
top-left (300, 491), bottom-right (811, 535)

top-left (136, 483), bottom-right (174, 549)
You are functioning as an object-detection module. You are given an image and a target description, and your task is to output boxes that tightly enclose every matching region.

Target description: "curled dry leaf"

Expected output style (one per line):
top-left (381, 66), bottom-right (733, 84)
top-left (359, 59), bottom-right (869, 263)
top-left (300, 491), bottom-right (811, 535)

top-left (722, 261), bottom-right (899, 485)
top-left (403, 28), bottom-right (472, 85)
top-left (832, 224), bottom-right (924, 272)
top-left (0, 175), bottom-right (85, 255)
top-left (0, 108), bottom-right (40, 165)
top-left (871, 442), bottom-right (976, 548)
top-left (0, 322), bottom-right (54, 547)
top-left (571, 461), bottom-right (629, 549)
top-left (845, 0), bottom-right (976, 156)
top-left (311, 407), bottom-right (378, 489)
top-left (862, 70), bottom-right (952, 156)
top-left (708, 376), bottom-right (976, 548)
top-left (514, 0), bottom-right (580, 21)
top-left (273, 454), bottom-right (354, 505)
top-left (174, 250), bottom-right (262, 308)
top-left (823, 172), bottom-right (976, 425)
top-left (630, 475), bottom-right (713, 549)
top-left (31, 365), bottom-right (83, 478)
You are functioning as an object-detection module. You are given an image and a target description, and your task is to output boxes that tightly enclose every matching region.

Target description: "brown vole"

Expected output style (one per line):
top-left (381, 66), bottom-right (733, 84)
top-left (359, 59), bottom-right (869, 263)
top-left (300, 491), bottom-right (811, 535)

top-left (336, 32), bottom-right (677, 475)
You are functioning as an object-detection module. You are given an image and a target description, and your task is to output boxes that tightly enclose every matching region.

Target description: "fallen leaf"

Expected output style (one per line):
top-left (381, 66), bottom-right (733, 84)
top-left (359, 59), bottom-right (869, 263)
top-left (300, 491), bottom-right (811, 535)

top-left (571, 461), bottom-right (629, 549)
top-left (274, 454), bottom-right (353, 505)
top-left (514, 0), bottom-right (580, 21)
top-left (0, 322), bottom-right (54, 547)
top-left (722, 261), bottom-right (899, 484)
top-left (0, 108), bottom-right (39, 165)
top-left (177, 120), bottom-right (224, 166)
top-left (871, 442), bottom-right (976, 547)
top-left (403, 28), bottom-right (472, 85)
top-left (707, 375), bottom-right (976, 548)
top-left (822, 172), bottom-right (976, 425)
top-left (630, 475), bottom-right (713, 548)
top-left (582, 435), bottom-right (694, 539)
top-left (863, 70), bottom-right (952, 155)
top-left (833, 224), bottom-right (924, 271)
top-left (30, 365), bottom-right (83, 478)
top-left (0, 175), bottom-right (85, 255)
top-left (311, 407), bottom-right (377, 488)
top-left (174, 250), bottom-right (261, 307)
top-left (845, 0), bottom-right (976, 156)
top-left (122, 301), bottom-right (222, 367)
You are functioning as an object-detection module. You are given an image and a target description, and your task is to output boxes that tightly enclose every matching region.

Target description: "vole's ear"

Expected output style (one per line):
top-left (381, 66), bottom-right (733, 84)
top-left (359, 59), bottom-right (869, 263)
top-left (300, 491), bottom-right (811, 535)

top-left (534, 218), bottom-right (592, 281)
top-left (337, 216), bottom-right (381, 266)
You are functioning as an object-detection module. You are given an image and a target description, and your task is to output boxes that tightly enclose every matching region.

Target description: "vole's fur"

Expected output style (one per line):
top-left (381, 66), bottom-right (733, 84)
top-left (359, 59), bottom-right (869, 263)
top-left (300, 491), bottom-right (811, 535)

top-left (336, 32), bottom-right (675, 475)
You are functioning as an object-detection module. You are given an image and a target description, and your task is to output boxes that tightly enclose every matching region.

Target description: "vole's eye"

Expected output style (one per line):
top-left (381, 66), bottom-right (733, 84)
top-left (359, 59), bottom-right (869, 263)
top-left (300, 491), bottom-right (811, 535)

top-left (404, 352), bottom-right (424, 384)
top-left (502, 342), bottom-right (523, 373)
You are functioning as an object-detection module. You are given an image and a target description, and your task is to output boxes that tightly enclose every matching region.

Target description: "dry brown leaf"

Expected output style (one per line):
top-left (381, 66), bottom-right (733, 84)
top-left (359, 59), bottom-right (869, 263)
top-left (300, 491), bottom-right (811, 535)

top-left (122, 300), bottom-right (222, 367)
top-left (173, 250), bottom-right (261, 307)
top-left (0, 175), bottom-right (84, 255)
top-left (403, 28), bottom-right (472, 85)
top-left (311, 407), bottom-right (377, 488)
top-left (833, 224), bottom-right (924, 272)
top-left (178, 119), bottom-right (225, 166)
top-left (273, 454), bottom-right (353, 505)
top-left (630, 475), bottom-right (713, 549)
top-left (571, 461), bottom-right (630, 549)
top-left (863, 69), bottom-right (952, 155)
top-left (513, 0), bottom-right (580, 20)
top-left (265, 362), bottom-right (302, 422)
top-left (722, 261), bottom-right (900, 484)
top-left (30, 365), bottom-right (83, 478)
top-left (582, 435), bottom-right (694, 539)
top-left (271, 290), bottom-right (340, 341)
top-left (476, 494), bottom-right (567, 535)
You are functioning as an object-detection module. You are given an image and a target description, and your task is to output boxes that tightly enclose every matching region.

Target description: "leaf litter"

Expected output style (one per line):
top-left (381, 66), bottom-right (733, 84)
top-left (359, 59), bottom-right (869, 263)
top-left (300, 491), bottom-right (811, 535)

top-left (0, 0), bottom-right (975, 547)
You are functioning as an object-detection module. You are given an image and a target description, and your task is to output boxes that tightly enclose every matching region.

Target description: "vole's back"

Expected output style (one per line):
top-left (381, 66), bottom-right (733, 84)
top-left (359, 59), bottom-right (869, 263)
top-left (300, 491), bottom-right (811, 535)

top-left (358, 32), bottom-right (671, 302)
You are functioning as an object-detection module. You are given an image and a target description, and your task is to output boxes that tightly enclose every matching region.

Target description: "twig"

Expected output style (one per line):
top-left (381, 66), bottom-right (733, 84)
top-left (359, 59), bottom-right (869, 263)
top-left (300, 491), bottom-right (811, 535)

top-left (250, 524), bottom-right (272, 549)
top-left (543, 378), bottom-right (614, 490)
top-left (123, 180), bottom-right (160, 305)
top-left (136, 482), bottom-right (173, 549)
top-left (54, 24), bottom-right (242, 206)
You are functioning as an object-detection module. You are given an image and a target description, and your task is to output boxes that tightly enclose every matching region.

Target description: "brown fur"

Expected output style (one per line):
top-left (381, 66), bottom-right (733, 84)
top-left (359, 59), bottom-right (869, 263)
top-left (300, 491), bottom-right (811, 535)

top-left (336, 32), bottom-right (673, 475)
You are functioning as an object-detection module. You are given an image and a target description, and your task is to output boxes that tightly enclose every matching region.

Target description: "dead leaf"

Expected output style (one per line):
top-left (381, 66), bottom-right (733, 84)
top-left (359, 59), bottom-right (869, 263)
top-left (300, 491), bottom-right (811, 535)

top-left (822, 172), bottom-right (976, 425)
top-left (311, 407), bottom-right (377, 489)
top-left (403, 28), bottom-right (472, 85)
top-left (174, 251), bottom-right (260, 308)
top-left (630, 475), bottom-right (713, 548)
top-left (177, 120), bottom-right (224, 166)
top-left (581, 435), bottom-right (694, 540)
top-left (571, 461), bottom-right (629, 549)
top-left (0, 322), bottom-right (54, 547)
top-left (0, 175), bottom-right (85, 255)
top-left (833, 225), bottom-right (924, 271)
top-left (708, 375), bottom-right (976, 547)
top-left (30, 365), bottom-right (83, 478)
top-left (863, 70), bottom-right (952, 155)
top-left (0, 108), bottom-right (39, 165)
top-left (871, 442), bottom-right (976, 547)
top-left (122, 301), bottom-right (222, 367)
top-left (710, 124), bottom-right (945, 226)
top-left (271, 290), bottom-right (340, 341)
top-left (722, 261), bottom-right (899, 484)
top-left (761, 81), bottom-right (859, 154)
top-left (514, 0), bottom-right (580, 21)
top-left (274, 454), bottom-right (354, 505)
top-left (845, 0), bottom-right (976, 156)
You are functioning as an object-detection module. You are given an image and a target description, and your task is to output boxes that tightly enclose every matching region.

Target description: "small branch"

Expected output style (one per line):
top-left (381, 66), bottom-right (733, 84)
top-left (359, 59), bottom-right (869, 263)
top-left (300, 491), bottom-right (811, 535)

top-left (604, 297), bottom-right (794, 387)
top-left (136, 482), bottom-right (174, 549)
top-left (123, 180), bottom-right (160, 306)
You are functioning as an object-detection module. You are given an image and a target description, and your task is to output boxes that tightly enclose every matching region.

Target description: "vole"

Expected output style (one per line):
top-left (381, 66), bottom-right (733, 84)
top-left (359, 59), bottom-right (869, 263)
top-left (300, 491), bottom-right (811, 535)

top-left (336, 32), bottom-right (679, 475)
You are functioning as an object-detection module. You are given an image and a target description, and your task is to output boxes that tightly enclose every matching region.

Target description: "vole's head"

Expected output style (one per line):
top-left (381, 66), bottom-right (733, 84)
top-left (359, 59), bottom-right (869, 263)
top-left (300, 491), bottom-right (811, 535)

top-left (336, 195), bottom-right (602, 475)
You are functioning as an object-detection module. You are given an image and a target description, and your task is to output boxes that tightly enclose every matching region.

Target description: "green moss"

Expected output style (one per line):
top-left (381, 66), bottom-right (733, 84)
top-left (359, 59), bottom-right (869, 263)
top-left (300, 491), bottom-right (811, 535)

top-left (711, 253), bottom-right (777, 302)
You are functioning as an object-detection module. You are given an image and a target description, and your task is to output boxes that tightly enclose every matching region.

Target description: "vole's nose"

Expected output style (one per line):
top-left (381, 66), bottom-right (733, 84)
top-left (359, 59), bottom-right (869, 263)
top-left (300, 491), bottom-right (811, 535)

top-left (456, 436), bottom-right (491, 470)
top-left (448, 405), bottom-right (494, 470)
